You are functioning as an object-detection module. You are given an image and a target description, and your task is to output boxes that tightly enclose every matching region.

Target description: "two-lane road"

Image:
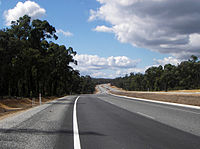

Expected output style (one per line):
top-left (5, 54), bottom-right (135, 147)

top-left (77, 94), bottom-right (200, 149)
top-left (0, 94), bottom-right (199, 148)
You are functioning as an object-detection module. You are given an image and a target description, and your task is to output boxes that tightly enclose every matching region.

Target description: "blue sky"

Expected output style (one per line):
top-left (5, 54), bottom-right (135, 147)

top-left (1, 0), bottom-right (200, 78)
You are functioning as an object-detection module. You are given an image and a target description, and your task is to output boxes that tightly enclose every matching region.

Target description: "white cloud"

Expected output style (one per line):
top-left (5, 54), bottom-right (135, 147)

top-left (154, 57), bottom-right (181, 66)
top-left (4, 1), bottom-right (46, 26)
top-left (57, 29), bottom-right (73, 37)
top-left (91, 72), bottom-right (109, 78)
top-left (114, 67), bottom-right (146, 77)
top-left (71, 54), bottom-right (140, 78)
top-left (93, 25), bottom-right (113, 33)
top-left (189, 33), bottom-right (200, 47)
top-left (74, 54), bottom-right (139, 69)
top-left (90, 0), bottom-right (200, 59)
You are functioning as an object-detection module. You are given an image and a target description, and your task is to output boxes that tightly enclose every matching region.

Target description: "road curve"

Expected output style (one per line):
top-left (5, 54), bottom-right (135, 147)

top-left (0, 94), bottom-right (199, 149)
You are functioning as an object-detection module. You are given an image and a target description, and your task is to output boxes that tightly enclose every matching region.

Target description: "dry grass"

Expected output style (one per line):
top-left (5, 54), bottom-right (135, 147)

top-left (109, 85), bottom-right (200, 107)
top-left (110, 85), bottom-right (200, 93)
top-left (0, 96), bottom-right (58, 119)
top-left (94, 86), bottom-right (100, 94)
top-left (110, 91), bottom-right (200, 106)
top-left (167, 89), bottom-right (200, 93)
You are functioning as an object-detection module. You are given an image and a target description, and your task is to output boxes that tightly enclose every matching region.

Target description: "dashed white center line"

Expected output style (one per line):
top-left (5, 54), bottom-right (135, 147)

top-left (137, 112), bottom-right (155, 120)
top-left (73, 96), bottom-right (81, 149)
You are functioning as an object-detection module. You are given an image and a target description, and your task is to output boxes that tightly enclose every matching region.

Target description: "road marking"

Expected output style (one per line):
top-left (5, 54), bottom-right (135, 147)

top-left (137, 112), bottom-right (155, 120)
top-left (73, 96), bottom-right (81, 149)
top-left (112, 94), bottom-right (200, 115)
top-left (109, 93), bottom-right (200, 116)
top-left (110, 93), bottom-right (200, 110)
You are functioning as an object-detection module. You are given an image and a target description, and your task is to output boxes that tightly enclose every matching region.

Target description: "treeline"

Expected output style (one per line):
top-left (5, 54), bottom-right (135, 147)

top-left (112, 55), bottom-right (200, 91)
top-left (92, 78), bottom-right (113, 85)
top-left (0, 15), bottom-right (95, 98)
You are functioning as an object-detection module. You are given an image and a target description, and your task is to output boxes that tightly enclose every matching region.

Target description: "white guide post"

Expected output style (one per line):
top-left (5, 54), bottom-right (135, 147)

top-left (39, 93), bottom-right (42, 105)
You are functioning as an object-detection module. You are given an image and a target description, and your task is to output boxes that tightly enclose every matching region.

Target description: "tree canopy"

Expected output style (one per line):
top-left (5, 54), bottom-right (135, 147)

top-left (0, 15), bottom-right (95, 98)
top-left (112, 55), bottom-right (200, 91)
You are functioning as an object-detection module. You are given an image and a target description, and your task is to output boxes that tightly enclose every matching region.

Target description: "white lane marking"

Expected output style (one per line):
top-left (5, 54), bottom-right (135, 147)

top-left (112, 93), bottom-right (200, 115)
top-left (110, 93), bottom-right (200, 111)
top-left (137, 112), bottom-right (155, 120)
top-left (73, 96), bottom-right (81, 149)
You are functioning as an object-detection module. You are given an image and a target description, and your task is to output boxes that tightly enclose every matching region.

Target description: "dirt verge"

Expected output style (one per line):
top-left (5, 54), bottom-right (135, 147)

top-left (110, 91), bottom-right (200, 107)
top-left (0, 97), bottom-right (58, 119)
top-left (107, 85), bottom-right (200, 107)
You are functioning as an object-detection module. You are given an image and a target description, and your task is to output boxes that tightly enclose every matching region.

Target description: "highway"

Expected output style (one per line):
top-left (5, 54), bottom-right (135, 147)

top-left (0, 87), bottom-right (199, 148)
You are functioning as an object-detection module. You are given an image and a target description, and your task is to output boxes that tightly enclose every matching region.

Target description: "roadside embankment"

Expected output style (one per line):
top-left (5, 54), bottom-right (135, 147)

top-left (110, 91), bottom-right (200, 106)
top-left (0, 97), bottom-right (58, 119)
top-left (106, 85), bottom-right (200, 107)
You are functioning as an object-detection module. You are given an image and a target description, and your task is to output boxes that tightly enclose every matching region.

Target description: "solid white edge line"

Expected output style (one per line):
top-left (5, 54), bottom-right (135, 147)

top-left (109, 93), bottom-right (200, 110)
top-left (73, 96), bottom-right (81, 149)
top-left (137, 112), bottom-right (155, 120)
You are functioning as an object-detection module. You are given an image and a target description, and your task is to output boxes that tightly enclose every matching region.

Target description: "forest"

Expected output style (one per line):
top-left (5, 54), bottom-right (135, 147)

top-left (1, 15), bottom-right (200, 98)
top-left (112, 55), bottom-right (200, 92)
top-left (0, 15), bottom-right (95, 98)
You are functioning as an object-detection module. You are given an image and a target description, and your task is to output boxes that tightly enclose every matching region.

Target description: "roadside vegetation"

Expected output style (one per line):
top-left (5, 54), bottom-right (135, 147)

top-left (112, 55), bottom-right (200, 92)
top-left (0, 15), bottom-right (95, 99)
top-left (92, 78), bottom-right (113, 85)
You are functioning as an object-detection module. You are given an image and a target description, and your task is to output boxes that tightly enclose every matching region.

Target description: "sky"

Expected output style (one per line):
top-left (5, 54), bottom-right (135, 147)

top-left (1, 0), bottom-right (200, 78)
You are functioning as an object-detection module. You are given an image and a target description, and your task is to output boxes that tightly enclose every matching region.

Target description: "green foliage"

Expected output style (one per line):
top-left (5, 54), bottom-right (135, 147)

top-left (112, 56), bottom-right (200, 91)
top-left (92, 78), bottom-right (113, 85)
top-left (0, 15), bottom-right (94, 97)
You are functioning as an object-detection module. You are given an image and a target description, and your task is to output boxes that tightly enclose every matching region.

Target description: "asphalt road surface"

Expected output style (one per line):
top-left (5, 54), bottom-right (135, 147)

top-left (0, 93), bottom-right (199, 149)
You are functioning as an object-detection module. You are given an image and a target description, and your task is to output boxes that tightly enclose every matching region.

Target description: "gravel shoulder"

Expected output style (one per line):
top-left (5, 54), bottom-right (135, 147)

top-left (110, 91), bottom-right (200, 107)
top-left (100, 84), bottom-right (200, 107)
top-left (0, 97), bottom-right (59, 120)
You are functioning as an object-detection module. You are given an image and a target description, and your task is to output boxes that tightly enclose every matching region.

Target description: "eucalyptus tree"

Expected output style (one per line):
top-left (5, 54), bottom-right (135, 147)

top-left (0, 15), bottom-right (95, 98)
top-left (112, 55), bottom-right (200, 91)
